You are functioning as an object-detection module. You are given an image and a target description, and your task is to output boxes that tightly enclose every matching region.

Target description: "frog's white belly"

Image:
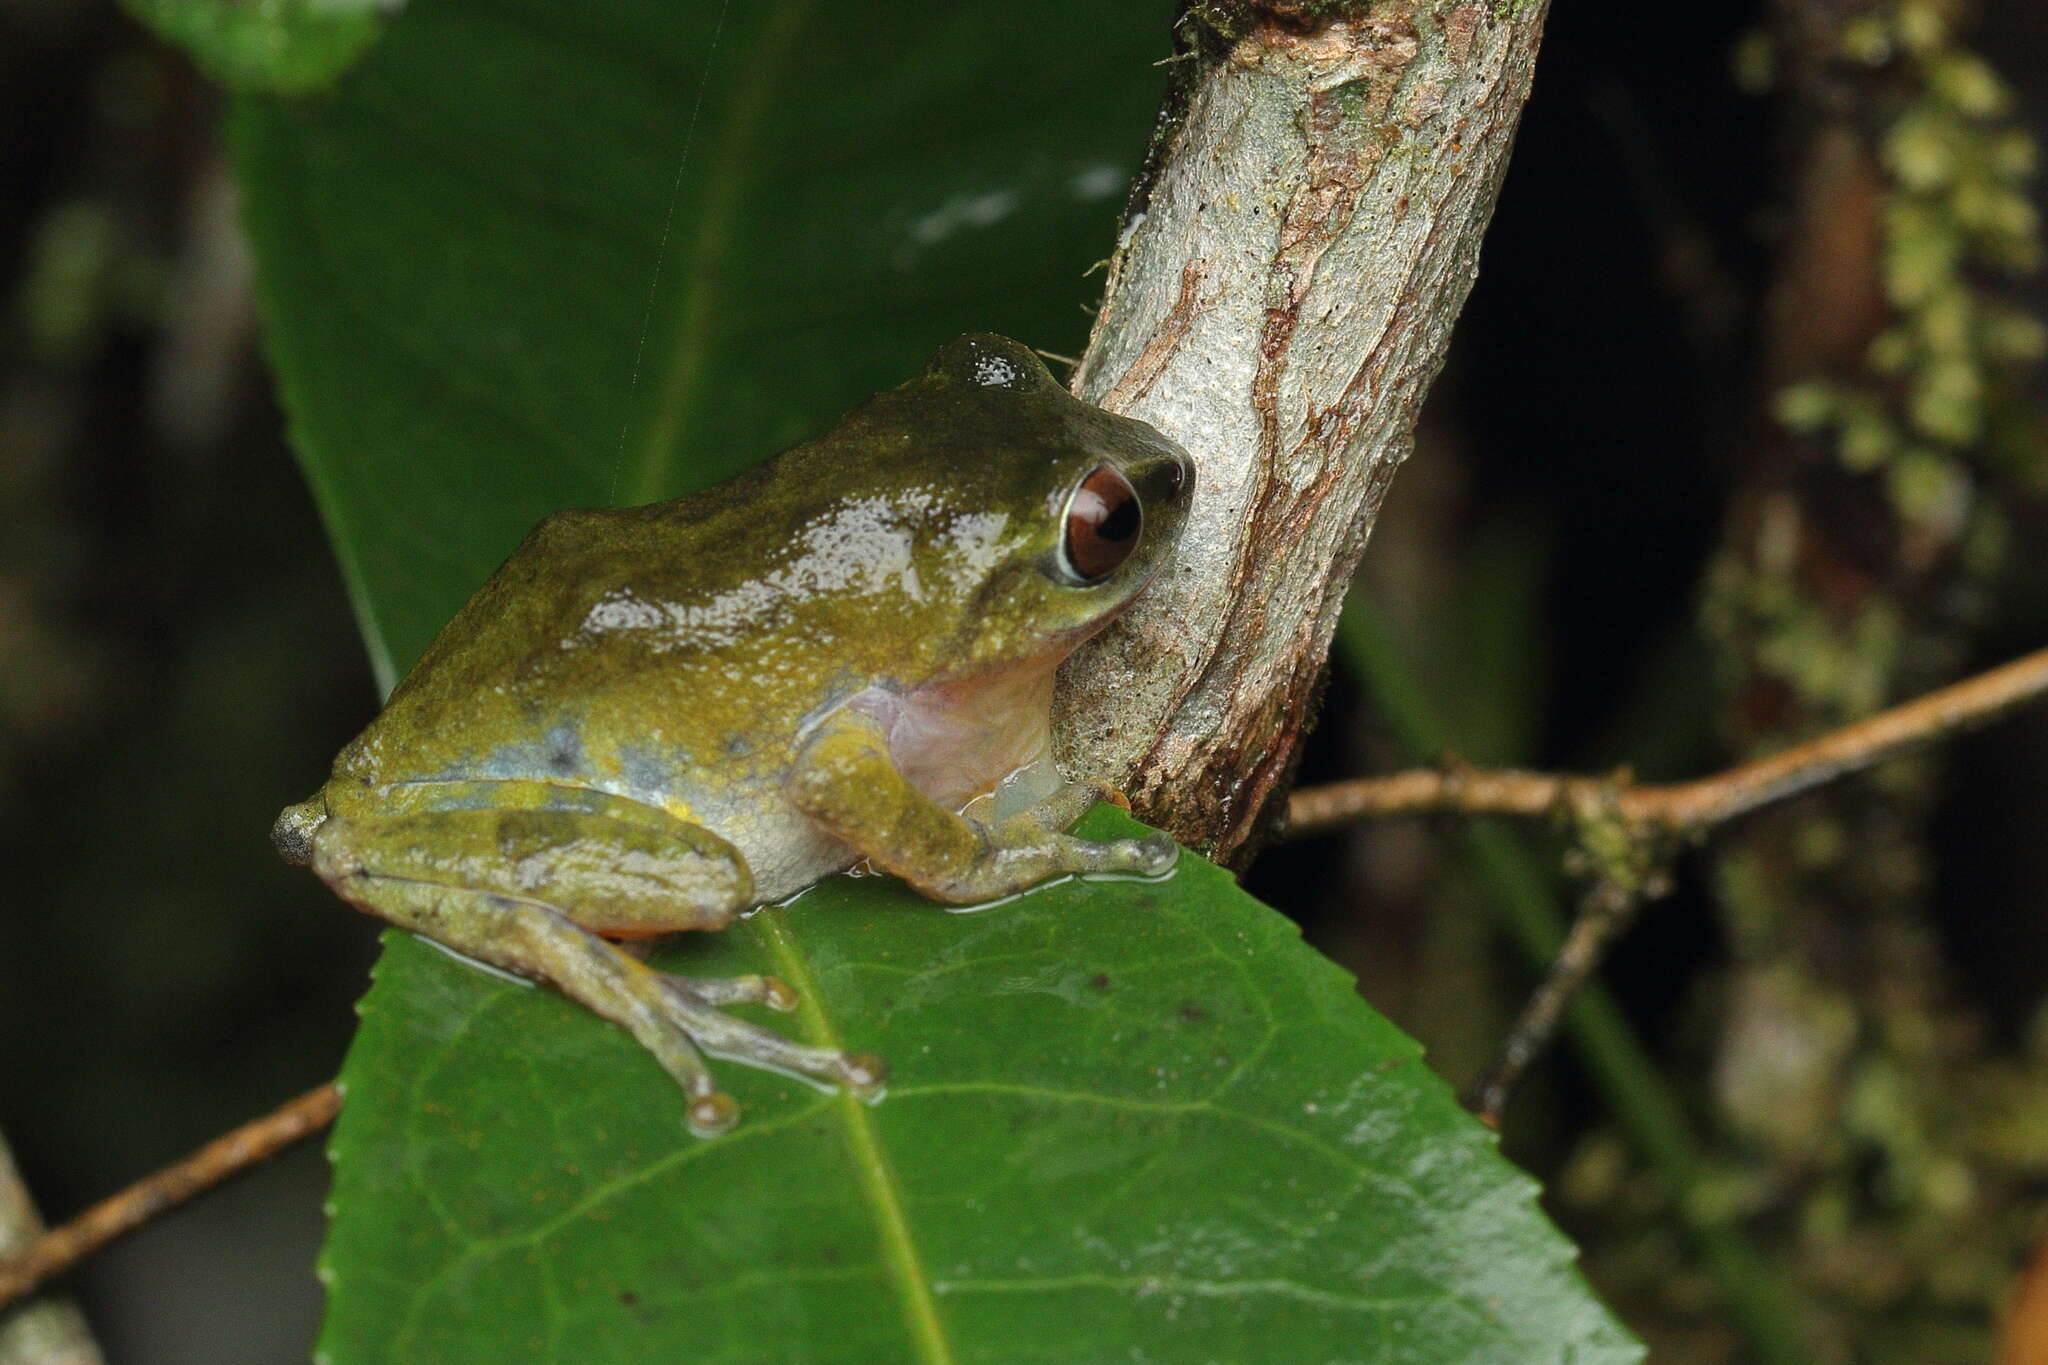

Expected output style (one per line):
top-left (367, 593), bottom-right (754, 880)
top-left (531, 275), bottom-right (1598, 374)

top-left (713, 801), bottom-right (859, 906)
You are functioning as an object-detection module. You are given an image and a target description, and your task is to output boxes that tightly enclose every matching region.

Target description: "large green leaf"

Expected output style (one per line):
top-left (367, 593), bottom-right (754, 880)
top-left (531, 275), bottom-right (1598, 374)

top-left (228, 0), bottom-right (1636, 1358)
top-left (323, 810), bottom-right (1637, 1363)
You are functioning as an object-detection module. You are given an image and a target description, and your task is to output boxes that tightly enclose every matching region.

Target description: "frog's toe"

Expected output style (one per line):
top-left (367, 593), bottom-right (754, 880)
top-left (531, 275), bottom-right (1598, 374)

top-left (657, 974), bottom-right (885, 1099)
top-left (836, 1051), bottom-right (889, 1096)
top-left (1138, 832), bottom-right (1179, 873)
top-left (686, 1091), bottom-right (742, 1138)
top-left (679, 973), bottom-right (799, 1011)
top-left (1102, 831), bottom-right (1178, 877)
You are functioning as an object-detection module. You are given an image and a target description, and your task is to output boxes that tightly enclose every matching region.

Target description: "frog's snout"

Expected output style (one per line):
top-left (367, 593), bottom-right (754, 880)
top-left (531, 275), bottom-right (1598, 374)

top-left (272, 797), bottom-right (327, 866)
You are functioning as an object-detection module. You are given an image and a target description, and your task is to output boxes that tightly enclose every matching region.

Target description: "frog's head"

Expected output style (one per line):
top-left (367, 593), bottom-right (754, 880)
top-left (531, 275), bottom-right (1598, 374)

top-left (832, 333), bottom-right (1194, 676)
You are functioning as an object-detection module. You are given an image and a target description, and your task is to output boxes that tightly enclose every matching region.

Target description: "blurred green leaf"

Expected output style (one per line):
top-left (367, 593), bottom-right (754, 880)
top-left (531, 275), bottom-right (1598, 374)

top-left (232, 0), bottom-right (1170, 692)
top-left (323, 809), bottom-right (1639, 1362)
top-left (123, 0), bottom-right (394, 95)
top-left (232, 0), bottom-right (1635, 1358)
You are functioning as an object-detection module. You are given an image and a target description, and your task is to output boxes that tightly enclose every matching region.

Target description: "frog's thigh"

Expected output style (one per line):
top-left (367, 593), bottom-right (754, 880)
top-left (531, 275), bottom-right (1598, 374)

top-left (315, 807), bottom-right (752, 935)
top-left (309, 810), bottom-right (866, 1130)
top-left (318, 864), bottom-right (728, 1098)
top-left (787, 709), bottom-right (1175, 904)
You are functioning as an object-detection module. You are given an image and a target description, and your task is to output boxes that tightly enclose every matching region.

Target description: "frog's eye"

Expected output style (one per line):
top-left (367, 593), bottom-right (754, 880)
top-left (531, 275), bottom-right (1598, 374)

top-left (1059, 465), bottom-right (1142, 584)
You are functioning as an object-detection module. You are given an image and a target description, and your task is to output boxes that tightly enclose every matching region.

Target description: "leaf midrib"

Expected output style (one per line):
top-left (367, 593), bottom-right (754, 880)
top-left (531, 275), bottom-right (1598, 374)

top-left (751, 910), bottom-right (957, 1365)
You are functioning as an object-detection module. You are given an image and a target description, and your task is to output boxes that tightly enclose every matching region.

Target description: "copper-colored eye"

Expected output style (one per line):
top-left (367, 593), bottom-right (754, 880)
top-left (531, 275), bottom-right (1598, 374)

top-left (1060, 465), bottom-right (1142, 583)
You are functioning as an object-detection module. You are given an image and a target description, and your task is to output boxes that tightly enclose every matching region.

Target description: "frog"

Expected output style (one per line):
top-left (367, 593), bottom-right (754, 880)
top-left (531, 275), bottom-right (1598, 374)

top-left (273, 333), bottom-right (1194, 1136)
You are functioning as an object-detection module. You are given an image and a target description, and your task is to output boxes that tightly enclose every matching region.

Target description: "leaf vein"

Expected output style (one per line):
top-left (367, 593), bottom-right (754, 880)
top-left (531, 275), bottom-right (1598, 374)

top-left (751, 910), bottom-right (957, 1365)
top-left (932, 1272), bottom-right (1419, 1315)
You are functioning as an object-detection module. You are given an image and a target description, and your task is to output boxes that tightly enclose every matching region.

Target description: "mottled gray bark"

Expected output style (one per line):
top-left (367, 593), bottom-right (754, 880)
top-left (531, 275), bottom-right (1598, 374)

top-left (1058, 2), bottom-right (1550, 862)
top-left (0, 1134), bottom-right (103, 1365)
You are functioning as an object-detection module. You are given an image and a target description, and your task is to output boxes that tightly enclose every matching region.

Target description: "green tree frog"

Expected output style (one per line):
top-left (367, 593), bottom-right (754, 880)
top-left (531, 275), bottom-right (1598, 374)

top-left (274, 335), bottom-right (1194, 1135)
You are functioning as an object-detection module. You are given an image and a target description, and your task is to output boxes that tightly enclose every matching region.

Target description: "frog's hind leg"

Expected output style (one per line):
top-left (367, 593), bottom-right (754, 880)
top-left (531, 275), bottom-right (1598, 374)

top-left (308, 806), bottom-right (878, 1134)
top-left (355, 879), bottom-right (751, 1134)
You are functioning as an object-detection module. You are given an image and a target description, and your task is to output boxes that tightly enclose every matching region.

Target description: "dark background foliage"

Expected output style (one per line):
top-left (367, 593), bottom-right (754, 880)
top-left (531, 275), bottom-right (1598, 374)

top-left (0, 1), bottom-right (2042, 1360)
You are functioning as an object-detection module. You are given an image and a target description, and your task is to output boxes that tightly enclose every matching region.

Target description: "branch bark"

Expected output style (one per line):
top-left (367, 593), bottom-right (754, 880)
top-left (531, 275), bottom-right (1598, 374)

top-left (0, 1086), bottom-right (338, 1315)
top-left (1060, 0), bottom-right (1551, 863)
top-left (1285, 644), bottom-right (2048, 838)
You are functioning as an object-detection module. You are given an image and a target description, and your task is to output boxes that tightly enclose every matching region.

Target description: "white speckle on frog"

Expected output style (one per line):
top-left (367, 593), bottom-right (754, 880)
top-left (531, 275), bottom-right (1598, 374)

top-left (972, 352), bottom-right (1020, 388)
top-left (942, 509), bottom-right (1013, 581)
top-left (577, 494), bottom-right (939, 649)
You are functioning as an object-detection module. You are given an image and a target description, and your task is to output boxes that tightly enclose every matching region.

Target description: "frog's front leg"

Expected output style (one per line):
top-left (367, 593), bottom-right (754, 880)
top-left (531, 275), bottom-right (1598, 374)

top-left (788, 709), bottom-right (1177, 904)
top-left (291, 797), bottom-right (881, 1134)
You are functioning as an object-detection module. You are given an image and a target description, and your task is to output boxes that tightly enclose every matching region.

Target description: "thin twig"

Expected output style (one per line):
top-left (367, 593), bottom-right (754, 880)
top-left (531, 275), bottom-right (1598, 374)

top-left (1463, 878), bottom-right (1645, 1128)
top-left (1286, 644), bottom-right (2048, 839)
top-left (1296, 644), bottom-right (2048, 1129)
top-left (0, 1084), bottom-right (339, 1312)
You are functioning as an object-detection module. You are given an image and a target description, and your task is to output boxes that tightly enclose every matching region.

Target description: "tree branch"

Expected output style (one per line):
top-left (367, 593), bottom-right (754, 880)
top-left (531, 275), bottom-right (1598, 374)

top-left (0, 1085), bottom-right (339, 1313)
top-left (1463, 877), bottom-right (1644, 1129)
top-left (1286, 644), bottom-right (2048, 840)
top-left (1061, 1), bottom-right (1551, 864)
top-left (1294, 643), bottom-right (2048, 1128)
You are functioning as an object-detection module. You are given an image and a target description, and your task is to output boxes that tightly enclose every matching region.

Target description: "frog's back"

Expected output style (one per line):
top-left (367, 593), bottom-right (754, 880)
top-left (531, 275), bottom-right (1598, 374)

top-left (330, 450), bottom-right (963, 830)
